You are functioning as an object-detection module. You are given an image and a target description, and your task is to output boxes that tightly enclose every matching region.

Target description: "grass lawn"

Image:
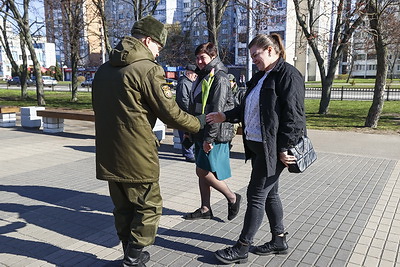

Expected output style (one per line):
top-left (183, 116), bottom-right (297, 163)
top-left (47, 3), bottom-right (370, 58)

top-left (1, 89), bottom-right (399, 134)
top-left (0, 89), bottom-right (92, 110)
top-left (305, 99), bottom-right (400, 133)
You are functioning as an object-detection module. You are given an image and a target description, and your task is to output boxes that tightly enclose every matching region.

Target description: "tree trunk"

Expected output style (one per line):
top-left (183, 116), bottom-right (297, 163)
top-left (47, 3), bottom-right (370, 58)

top-left (19, 32), bottom-right (28, 99)
top-left (318, 78), bottom-right (333, 114)
top-left (365, 0), bottom-right (387, 128)
top-left (24, 30), bottom-right (45, 105)
top-left (205, 0), bottom-right (218, 47)
top-left (71, 52), bottom-right (79, 102)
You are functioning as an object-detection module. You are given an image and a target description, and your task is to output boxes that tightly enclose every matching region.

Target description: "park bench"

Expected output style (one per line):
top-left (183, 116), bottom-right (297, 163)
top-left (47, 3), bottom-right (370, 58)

top-left (0, 106), bottom-right (20, 127)
top-left (36, 109), bottom-right (166, 140)
top-left (36, 109), bottom-right (94, 133)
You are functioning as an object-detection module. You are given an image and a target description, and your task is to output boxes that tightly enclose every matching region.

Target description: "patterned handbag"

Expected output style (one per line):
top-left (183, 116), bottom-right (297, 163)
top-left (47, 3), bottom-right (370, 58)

top-left (287, 135), bottom-right (317, 173)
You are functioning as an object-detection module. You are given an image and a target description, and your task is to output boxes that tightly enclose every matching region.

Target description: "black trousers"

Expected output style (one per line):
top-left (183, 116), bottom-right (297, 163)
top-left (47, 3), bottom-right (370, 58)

top-left (239, 140), bottom-right (285, 244)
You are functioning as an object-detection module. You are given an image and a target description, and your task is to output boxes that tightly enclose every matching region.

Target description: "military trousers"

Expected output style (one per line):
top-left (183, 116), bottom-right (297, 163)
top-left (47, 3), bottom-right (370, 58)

top-left (108, 181), bottom-right (162, 247)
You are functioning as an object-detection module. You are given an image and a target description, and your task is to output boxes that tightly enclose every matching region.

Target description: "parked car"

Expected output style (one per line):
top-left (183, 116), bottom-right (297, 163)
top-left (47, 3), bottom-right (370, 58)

top-left (42, 76), bottom-right (58, 87)
top-left (7, 76), bottom-right (35, 86)
top-left (166, 78), bottom-right (177, 89)
top-left (81, 78), bottom-right (93, 87)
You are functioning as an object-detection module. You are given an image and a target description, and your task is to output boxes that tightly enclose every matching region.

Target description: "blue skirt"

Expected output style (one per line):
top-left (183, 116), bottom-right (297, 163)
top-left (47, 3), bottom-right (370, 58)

top-left (194, 141), bottom-right (231, 180)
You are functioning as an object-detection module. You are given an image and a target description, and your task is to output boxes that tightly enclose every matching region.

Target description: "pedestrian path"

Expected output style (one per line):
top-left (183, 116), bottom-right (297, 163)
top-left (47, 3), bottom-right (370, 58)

top-left (0, 121), bottom-right (399, 266)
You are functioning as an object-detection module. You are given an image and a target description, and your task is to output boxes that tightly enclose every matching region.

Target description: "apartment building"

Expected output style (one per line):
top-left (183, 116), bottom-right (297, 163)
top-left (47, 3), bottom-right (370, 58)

top-left (0, 22), bottom-right (56, 80)
top-left (41, 0), bottom-right (351, 82)
top-left (44, 0), bottom-right (103, 68)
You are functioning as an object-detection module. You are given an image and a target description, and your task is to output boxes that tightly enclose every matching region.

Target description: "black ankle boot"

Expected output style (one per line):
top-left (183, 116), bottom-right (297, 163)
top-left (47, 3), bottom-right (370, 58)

top-left (253, 232), bottom-right (289, 255)
top-left (122, 243), bottom-right (150, 267)
top-left (215, 241), bottom-right (249, 264)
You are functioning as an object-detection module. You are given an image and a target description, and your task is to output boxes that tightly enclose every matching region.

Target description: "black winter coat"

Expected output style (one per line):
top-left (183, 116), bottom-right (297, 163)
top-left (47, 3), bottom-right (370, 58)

top-left (225, 57), bottom-right (306, 176)
top-left (190, 56), bottom-right (234, 143)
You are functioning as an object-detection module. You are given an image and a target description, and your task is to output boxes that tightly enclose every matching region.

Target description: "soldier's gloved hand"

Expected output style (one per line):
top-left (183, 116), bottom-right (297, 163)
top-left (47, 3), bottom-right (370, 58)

top-left (196, 114), bottom-right (206, 129)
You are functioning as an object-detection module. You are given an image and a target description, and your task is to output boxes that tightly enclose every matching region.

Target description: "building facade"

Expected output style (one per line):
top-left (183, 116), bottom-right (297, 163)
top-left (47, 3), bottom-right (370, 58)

top-left (0, 23), bottom-right (56, 80)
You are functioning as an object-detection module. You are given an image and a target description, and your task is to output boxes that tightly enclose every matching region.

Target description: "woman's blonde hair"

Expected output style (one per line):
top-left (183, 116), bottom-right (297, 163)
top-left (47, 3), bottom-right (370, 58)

top-left (248, 33), bottom-right (286, 60)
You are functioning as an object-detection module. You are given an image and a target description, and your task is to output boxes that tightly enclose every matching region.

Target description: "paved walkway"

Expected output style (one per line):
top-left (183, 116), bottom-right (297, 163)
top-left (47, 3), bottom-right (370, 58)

top-left (0, 120), bottom-right (399, 267)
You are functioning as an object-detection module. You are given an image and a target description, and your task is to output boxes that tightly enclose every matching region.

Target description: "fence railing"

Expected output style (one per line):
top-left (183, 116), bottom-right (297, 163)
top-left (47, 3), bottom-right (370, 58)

top-left (305, 87), bottom-right (400, 101)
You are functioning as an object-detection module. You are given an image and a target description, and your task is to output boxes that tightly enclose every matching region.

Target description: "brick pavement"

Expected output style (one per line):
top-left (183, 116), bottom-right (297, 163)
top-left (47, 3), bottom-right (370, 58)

top-left (0, 120), bottom-right (399, 267)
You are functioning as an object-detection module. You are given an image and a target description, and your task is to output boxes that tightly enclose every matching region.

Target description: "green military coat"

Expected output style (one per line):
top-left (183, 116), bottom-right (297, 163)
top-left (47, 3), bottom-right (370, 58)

top-left (92, 36), bottom-right (200, 183)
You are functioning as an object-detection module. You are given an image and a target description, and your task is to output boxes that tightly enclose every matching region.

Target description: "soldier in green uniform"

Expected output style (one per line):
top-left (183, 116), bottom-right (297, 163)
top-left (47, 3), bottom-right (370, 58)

top-left (92, 16), bottom-right (205, 267)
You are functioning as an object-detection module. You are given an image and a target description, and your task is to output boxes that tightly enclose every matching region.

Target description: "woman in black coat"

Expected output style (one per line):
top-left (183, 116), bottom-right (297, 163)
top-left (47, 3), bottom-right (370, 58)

top-left (207, 33), bottom-right (306, 264)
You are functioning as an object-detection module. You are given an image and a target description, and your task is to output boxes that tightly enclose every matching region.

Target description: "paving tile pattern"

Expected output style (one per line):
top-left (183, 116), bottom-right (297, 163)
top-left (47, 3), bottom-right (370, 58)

top-left (0, 125), bottom-right (399, 267)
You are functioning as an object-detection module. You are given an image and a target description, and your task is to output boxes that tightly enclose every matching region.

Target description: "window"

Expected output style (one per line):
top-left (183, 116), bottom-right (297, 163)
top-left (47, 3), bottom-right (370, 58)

top-left (184, 2), bottom-right (189, 8)
top-left (238, 48), bottom-right (246, 56)
top-left (239, 33), bottom-right (247, 43)
top-left (239, 19), bottom-right (246, 26)
top-left (356, 54), bottom-right (366, 60)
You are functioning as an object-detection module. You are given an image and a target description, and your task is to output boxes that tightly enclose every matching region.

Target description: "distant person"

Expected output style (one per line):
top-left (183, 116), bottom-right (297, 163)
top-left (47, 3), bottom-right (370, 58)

top-left (207, 33), bottom-right (306, 264)
top-left (92, 16), bottom-right (205, 267)
top-left (184, 42), bottom-right (241, 221)
top-left (175, 64), bottom-right (198, 162)
top-left (239, 74), bottom-right (247, 88)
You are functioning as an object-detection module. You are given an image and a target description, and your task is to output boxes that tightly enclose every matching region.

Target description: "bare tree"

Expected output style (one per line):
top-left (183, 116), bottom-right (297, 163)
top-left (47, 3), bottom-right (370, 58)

top-left (293, 0), bottom-right (367, 114)
top-left (199, 0), bottom-right (230, 48)
top-left (384, 10), bottom-right (400, 80)
top-left (364, 0), bottom-right (400, 128)
top-left (5, 0), bottom-right (46, 105)
top-left (91, 0), bottom-right (111, 56)
top-left (60, 0), bottom-right (85, 102)
top-left (0, 5), bottom-right (19, 76)
top-left (123, 0), bottom-right (161, 20)
top-left (158, 23), bottom-right (194, 66)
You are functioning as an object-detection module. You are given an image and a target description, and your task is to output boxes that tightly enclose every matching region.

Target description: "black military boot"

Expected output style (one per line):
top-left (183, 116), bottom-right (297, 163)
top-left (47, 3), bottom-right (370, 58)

top-left (215, 241), bottom-right (249, 264)
top-left (122, 243), bottom-right (150, 267)
top-left (253, 232), bottom-right (289, 255)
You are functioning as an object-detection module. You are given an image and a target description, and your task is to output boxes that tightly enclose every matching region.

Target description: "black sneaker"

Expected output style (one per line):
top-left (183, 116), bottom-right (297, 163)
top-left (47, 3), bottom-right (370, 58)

top-left (228, 193), bottom-right (241, 220)
top-left (185, 157), bottom-right (196, 163)
top-left (183, 208), bottom-right (213, 220)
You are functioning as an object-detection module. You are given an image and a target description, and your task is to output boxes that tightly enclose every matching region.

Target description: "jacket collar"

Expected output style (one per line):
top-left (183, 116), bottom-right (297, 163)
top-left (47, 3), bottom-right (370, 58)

top-left (246, 57), bottom-right (285, 89)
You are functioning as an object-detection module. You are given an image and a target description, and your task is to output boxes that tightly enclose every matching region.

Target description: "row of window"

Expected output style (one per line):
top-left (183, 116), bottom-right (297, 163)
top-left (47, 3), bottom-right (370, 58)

top-left (355, 54), bottom-right (400, 61)
top-left (355, 65), bottom-right (400, 71)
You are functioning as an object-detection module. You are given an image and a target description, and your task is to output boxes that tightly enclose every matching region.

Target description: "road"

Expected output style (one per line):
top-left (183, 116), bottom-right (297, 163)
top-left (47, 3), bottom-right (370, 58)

top-left (2, 84), bottom-right (92, 92)
top-left (2, 84), bottom-right (400, 101)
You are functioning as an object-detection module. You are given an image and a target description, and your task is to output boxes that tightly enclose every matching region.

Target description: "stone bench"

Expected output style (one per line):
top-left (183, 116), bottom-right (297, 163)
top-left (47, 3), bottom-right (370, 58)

top-left (36, 109), bottom-right (94, 133)
top-left (0, 106), bottom-right (20, 127)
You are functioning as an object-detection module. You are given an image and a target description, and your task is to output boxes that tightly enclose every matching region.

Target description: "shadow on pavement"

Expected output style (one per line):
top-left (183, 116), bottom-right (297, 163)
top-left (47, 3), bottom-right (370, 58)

top-left (0, 185), bottom-right (118, 248)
